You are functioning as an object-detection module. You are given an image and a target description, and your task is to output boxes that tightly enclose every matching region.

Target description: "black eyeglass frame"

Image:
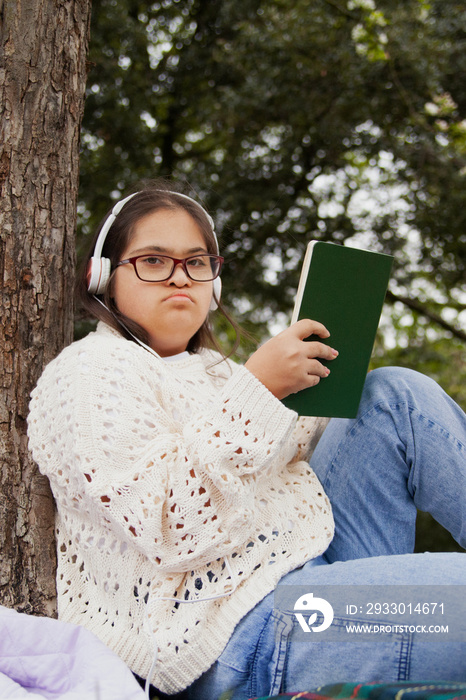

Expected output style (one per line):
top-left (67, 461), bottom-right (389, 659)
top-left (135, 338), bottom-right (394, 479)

top-left (116, 253), bottom-right (224, 282)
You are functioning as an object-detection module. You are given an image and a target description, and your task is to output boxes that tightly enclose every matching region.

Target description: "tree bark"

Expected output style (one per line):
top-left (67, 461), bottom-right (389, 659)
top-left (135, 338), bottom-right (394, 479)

top-left (0, 0), bottom-right (91, 615)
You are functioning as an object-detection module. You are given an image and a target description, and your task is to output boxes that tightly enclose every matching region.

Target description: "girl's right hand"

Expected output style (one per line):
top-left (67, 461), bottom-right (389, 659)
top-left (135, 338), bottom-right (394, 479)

top-left (244, 319), bottom-right (339, 400)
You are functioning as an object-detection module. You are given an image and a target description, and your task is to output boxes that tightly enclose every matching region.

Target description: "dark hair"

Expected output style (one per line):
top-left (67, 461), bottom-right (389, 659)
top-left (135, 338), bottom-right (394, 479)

top-left (76, 180), bottom-right (239, 355)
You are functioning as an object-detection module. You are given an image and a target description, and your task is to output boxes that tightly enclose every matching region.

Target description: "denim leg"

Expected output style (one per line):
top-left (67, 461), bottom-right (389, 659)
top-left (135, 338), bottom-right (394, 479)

top-left (188, 552), bottom-right (466, 700)
top-left (309, 367), bottom-right (466, 562)
top-left (276, 553), bottom-right (466, 693)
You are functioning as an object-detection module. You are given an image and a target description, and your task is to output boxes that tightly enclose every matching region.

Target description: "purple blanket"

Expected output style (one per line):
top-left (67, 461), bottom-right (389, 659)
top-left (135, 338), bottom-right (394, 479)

top-left (0, 605), bottom-right (145, 699)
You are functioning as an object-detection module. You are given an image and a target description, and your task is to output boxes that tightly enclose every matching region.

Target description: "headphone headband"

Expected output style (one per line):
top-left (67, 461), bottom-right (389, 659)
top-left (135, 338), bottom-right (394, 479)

top-left (86, 190), bottom-right (221, 309)
top-left (92, 193), bottom-right (139, 260)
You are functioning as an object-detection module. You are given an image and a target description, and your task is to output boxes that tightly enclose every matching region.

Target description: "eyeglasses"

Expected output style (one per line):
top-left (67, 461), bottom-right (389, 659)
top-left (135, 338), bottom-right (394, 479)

top-left (116, 253), bottom-right (224, 282)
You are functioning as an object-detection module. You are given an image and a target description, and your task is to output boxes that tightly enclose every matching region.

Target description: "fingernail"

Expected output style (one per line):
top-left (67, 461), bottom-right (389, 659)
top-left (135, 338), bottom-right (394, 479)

top-left (331, 349), bottom-right (339, 357)
top-left (324, 367), bottom-right (331, 376)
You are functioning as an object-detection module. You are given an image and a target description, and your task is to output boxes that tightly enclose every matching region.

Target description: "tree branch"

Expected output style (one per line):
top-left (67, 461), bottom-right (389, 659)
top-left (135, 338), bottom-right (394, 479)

top-left (386, 290), bottom-right (466, 342)
top-left (321, 0), bottom-right (356, 20)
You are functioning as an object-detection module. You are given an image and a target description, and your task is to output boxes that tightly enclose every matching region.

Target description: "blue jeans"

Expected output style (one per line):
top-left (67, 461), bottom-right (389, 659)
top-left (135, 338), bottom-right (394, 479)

top-left (187, 368), bottom-right (466, 700)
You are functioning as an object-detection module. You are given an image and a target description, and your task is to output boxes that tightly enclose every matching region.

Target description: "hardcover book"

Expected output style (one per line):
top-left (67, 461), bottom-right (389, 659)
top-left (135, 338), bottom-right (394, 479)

top-left (282, 241), bottom-right (393, 417)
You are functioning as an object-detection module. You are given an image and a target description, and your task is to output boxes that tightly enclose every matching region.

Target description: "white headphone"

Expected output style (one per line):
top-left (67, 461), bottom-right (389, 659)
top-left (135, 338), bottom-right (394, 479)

top-left (86, 190), bottom-right (222, 310)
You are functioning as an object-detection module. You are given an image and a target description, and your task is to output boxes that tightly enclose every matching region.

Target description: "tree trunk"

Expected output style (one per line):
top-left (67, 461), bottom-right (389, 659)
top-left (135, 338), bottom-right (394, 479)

top-left (0, 0), bottom-right (91, 615)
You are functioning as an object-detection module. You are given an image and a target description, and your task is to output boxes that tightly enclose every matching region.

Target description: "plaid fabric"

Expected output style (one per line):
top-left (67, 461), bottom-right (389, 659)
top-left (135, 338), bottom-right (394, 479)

top-left (252, 681), bottom-right (466, 700)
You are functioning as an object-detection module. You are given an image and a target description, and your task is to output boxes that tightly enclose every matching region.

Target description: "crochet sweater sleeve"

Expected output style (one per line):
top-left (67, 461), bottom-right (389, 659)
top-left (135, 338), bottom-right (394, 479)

top-left (28, 327), bottom-right (300, 573)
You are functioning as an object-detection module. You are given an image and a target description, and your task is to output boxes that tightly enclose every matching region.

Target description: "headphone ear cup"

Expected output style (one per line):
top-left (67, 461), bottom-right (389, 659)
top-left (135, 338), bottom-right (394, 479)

top-left (87, 257), bottom-right (111, 295)
top-left (210, 277), bottom-right (222, 311)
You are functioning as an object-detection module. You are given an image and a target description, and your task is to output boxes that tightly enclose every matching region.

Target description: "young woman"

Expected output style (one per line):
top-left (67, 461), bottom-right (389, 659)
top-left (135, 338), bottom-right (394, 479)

top-left (27, 182), bottom-right (466, 700)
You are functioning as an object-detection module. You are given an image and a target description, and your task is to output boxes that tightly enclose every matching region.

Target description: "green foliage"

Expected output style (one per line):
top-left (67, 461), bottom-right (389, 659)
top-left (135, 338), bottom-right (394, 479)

top-left (80, 0), bottom-right (465, 341)
top-left (415, 511), bottom-right (465, 554)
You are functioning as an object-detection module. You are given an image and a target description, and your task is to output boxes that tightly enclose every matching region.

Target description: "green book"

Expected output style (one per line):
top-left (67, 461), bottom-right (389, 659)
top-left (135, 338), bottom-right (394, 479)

top-left (282, 241), bottom-right (393, 418)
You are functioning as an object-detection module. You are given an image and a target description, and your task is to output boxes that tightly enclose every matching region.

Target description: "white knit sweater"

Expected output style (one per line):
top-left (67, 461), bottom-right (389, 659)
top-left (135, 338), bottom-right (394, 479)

top-left (27, 322), bottom-right (334, 694)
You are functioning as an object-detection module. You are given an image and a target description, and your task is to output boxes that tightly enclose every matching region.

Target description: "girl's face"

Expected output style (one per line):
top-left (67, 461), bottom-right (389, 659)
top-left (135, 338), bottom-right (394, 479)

top-left (112, 207), bottom-right (214, 356)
